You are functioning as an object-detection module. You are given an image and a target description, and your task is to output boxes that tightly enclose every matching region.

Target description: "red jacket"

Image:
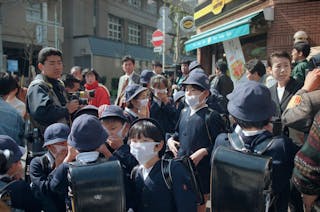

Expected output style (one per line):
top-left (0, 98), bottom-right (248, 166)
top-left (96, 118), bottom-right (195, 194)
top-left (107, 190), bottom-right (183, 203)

top-left (84, 81), bottom-right (110, 107)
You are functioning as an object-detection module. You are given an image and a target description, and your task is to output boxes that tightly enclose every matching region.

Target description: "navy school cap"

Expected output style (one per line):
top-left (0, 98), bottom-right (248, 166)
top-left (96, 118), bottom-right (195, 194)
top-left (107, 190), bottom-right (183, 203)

top-left (68, 114), bottom-right (107, 152)
top-left (72, 105), bottom-right (99, 121)
top-left (43, 123), bottom-right (70, 147)
top-left (173, 91), bottom-right (185, 103)
top-left (140, 70), bottom-right (155, 84)
top-left (99, 105), bottom-right (128, 122)
top-left (0, 135), bottom-right (25, 163)
top-left (181, 71), bottom-right (210, 90)
top-left (125, 84), bottom-right (148, 102)
top-left (227, 81), bottom-right (276, 122)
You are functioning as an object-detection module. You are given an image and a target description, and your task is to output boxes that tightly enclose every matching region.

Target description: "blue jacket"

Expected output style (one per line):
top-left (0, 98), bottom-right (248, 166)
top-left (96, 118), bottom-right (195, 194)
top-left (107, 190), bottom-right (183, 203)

top-left (214, 130), bottom-right (299, 211)
top-left (133, 160), bottom-right (197, 212)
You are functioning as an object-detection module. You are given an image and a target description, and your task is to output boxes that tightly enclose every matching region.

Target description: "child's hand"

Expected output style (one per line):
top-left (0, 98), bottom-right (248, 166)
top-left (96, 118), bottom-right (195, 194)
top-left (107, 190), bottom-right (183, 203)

top-left (167, 137), bottom-right (180, 157)
top-left (107, 135), bottom-right (124, 150)
top-left (190, 148), bottom-right (208, 166)
top-left (63, 146), bottom-right (79, 163)
top-left (96, 144), bottom-right (112, 159)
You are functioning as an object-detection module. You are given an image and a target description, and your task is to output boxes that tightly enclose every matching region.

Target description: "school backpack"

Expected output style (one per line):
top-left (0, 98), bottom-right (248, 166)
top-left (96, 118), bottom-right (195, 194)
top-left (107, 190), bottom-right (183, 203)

top-left (211, 132), bottom-right (274, 212)
top-left (68, 159), bottom-right (126, 212)
top-left (161, 154), bottom-right (205, 205)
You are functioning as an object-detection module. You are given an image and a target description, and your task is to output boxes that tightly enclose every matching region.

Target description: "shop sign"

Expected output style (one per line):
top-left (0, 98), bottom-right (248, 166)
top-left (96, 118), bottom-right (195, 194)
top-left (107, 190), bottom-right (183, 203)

top-left (180, 16), bottom-right (195, 33)
top-left (223, 37), bottom-right (247, 84)
top-left (212, 0), bottom-right (225, 15)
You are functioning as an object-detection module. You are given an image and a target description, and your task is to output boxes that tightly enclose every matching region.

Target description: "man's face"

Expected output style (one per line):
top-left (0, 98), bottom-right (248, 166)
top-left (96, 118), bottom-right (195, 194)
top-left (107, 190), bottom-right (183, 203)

top-left (122, 61), bottom-right (135, 75)
top-left (66, 82), bottom-right (80, 93)
top-left (153, 66), bottom-right (162, 74)
top-left (246, 70), bottom-right (260, 82)
top-left (38, 55), bottom-right (63, 79)
top-left (271, 56), bottom-right (291, 84)
top-left (181, 64), bottom-right (189, 75)
top-left (291, 48), bottom-right (302, 62)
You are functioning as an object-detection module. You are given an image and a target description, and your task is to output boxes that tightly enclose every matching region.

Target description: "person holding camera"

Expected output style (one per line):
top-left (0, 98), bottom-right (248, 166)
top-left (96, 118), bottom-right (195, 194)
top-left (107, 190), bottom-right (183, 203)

top-left (27, 47), bottom-right (79, 135)
top-left (83, 68), bottom-right (110, 107)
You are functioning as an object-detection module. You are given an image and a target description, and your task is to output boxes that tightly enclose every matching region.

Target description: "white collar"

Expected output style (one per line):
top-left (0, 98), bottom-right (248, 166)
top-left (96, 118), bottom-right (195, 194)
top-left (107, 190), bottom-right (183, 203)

top-left (241, 129), bottom-right (266, 137)
top-left (190, 104), bottom-right (208, 116)
top-left (125, 107), bottom-right (139, 118)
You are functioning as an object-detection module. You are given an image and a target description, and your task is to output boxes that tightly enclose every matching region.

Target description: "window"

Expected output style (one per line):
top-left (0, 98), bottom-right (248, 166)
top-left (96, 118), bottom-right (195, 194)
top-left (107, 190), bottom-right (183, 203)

top-left (108, 15), bottom-right (122, 41)
top-left (26, 3), bottom-right (41, 22)
top-left (128, 0), bottom-right (141, 8)
top-left (128, 22), bottom-right (141, 45)
top-left (146, 28), bottom-right (153, 48)
top-left (146, 0), bottom-right (157, 14)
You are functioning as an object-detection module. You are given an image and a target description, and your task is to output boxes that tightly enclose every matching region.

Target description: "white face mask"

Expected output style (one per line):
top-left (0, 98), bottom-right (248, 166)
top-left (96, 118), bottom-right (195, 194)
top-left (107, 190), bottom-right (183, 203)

top-left (138, 98), bottom-right (149, 108)
top-left (154, 88), bottom-right (167, 97)
top-left (185, 94), bottom-right (201, 109)
top-left (130, 142), bottom-right (158, 165)
top-left (116, 124), bottom-right (126, 139)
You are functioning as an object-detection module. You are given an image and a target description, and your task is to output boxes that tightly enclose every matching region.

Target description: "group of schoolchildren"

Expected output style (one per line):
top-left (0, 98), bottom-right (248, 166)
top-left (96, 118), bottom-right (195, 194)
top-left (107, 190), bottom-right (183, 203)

top-left (1, 46), bottom-right (319, 212)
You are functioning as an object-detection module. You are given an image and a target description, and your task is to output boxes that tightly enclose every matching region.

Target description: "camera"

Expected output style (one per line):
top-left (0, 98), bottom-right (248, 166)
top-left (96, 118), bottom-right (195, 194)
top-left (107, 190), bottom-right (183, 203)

top-left (68, 90), bottom-right (95, 105)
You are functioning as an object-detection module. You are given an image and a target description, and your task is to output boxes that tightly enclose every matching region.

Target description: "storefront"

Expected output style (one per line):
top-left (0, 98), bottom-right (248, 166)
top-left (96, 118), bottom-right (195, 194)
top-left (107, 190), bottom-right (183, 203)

top-left (185, 0), bottom-right (320, 83)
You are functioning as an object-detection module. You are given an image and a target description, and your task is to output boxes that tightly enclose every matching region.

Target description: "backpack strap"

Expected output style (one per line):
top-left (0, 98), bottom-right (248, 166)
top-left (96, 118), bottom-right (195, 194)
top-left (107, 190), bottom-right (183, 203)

top-left (228, 132), bottom-right (274, 155)
top-left (205, 109), bottom-right (214, 144)
top-left (161, 159), bottom-right (173, 190)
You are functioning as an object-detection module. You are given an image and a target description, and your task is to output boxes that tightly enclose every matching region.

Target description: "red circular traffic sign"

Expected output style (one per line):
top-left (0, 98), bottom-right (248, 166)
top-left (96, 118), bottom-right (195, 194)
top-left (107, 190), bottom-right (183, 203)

top-left (152, 30), bottom-right (164, 47)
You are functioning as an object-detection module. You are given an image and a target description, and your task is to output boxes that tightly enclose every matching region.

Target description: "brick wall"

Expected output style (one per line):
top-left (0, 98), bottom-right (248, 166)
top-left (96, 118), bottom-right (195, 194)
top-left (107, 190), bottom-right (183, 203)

top-left (267, 1), bottom-right (320, 55)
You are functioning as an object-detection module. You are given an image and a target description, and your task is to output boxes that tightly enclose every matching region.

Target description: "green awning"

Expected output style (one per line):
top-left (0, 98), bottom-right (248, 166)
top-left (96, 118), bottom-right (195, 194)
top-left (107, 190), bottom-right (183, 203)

top-left (185, 11), bottom-right (262, 52)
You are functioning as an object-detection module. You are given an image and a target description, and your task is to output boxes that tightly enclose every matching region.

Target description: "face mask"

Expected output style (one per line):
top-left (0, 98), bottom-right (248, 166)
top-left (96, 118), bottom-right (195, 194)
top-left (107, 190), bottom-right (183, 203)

top-left (138, 98), bottom-right (149, 108)
top-left (130, 142), bottom-right (158, 165)
top-left (54, 145), bottom-right (67, 153)
top-left (116, 124), bottom-right (126, 139)
top-left (185, 94), bottom-right (201, 108)
top-left (154, 88), bottom-right (167, 97)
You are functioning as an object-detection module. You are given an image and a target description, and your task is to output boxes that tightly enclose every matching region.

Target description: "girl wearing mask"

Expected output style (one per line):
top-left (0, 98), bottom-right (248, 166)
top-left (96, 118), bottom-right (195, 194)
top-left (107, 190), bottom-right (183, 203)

top-left (124, 84), bottom-right (150, 123)
top-left (129, 118), bottom-right (197, 212)
top-left (167, 71), bottom-right (225, 212)
top-left (150, 75), bottom-right (177, 134)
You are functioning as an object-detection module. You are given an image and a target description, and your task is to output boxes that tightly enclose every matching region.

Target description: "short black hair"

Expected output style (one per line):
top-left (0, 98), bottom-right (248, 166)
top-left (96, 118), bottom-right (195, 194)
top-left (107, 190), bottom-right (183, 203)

top-left (233, 117), bottom-right (270, 129)
top-left (38, 47), bottom-right (63, 64)
top-left (128, 119), bottom-right (165, 157)
top-left (83, 68), bottom-right (99, 81)
top-left (122, 55), bottom-right (135, 65)
top-left (293, 41), bottom-right (311, 58)
top-left (216, 60), bottom-right (228, 73)
top-left (0, 72), bottom-right (18, 96)
top-left (150, 74), bottom-right (168, 89)
top-left (268, 51), bottom-right (291, 66)
top-left (245, 59), bottom-right (266, 77)
top-left (63, 74), bottom-right (81, 89)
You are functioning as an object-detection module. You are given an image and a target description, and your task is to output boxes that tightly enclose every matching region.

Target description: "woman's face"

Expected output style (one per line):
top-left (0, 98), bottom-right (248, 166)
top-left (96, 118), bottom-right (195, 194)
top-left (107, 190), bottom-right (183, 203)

top-left (271, 57), bottom-right (291, 85)
top-left (85, 73), bottom-right (96, 85)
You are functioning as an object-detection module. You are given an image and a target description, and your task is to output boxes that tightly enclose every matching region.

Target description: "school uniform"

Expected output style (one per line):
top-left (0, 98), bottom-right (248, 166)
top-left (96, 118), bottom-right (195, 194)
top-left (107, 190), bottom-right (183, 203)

top-left (150, 98), bottom-right (177, 134)
top-left (133, 160), bottom-right (197, 212)
top-left (214, 130), bottom-right (299, 211)
top-left (173, 106), bottom-right (225, 194)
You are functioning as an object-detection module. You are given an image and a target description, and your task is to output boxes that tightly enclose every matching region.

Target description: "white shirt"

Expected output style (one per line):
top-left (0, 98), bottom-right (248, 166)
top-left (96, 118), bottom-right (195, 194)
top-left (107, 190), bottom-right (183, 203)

top-left (190, 104), bottom-right (208, 116)
top-left (277, 86), bottom-right (285, 102)
top-left (141, 165), bottom-right (153, 181)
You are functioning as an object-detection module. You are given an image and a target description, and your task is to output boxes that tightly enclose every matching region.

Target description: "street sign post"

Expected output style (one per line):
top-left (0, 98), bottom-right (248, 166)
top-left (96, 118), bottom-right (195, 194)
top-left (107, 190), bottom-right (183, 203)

top-left (151, 30), bottom-right (164, 47)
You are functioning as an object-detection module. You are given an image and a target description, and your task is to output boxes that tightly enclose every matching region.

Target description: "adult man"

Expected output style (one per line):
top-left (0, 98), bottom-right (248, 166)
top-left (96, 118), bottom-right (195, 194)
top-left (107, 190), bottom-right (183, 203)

top-left (70, 66), bottom-right (85, 90)
top-left (0, 135), bottom-right (41, 211)
top-left (27, 47), bottom-right (79, 135)
top-left (152, 61), bottom-right (163, 75)
top-left (30, 123), bottom-right (69, 212)
top-left (172, 60), bottom-right (191, 92)
top-left (210, 60), bottom-right (234, 98)
top-left (63, 74), bottom-right (81, 93)
top-left (0, 72), bottom-right (24, 146)
top-left (291, 41), bottom-right (312, 83)
top-left (116, 55), bottom-right (140, 105)
top-left (245, 59), bottom-right (267, 84)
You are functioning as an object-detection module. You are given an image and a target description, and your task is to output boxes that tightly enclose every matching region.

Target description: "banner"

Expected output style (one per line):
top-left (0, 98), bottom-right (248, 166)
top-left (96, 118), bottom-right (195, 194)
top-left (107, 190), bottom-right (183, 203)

top-left (223, 38), bottom-right (246, 84)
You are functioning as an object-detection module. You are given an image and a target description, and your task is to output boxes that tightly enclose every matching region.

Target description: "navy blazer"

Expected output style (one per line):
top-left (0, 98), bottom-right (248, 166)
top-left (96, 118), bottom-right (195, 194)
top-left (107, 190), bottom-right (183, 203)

top-left (133, 160), bottom-right (197, 212)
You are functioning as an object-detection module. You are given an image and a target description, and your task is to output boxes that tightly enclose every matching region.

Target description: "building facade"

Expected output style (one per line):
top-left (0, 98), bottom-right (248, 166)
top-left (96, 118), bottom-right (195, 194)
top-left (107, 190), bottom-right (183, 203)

top-left (185, 0), bottom-right (320, 82)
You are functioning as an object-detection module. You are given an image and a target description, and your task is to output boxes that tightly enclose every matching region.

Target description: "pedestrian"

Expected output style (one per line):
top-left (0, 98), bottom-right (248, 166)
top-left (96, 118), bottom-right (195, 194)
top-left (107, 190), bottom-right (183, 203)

top-left (291, 41), bottom-right (311, 83)
top-left (27, 47), bottom-right (79, 135)
top-left (245, 58), bottom-right (267, 84)
top-left (167, 71), bottom-right (226, 212)
top-left (129, 118), bottom-right (197, 212)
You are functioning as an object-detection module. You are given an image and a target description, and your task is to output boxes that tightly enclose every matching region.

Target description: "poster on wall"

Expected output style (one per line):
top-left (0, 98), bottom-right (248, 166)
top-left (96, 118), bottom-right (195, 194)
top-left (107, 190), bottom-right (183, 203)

top-left (223, 38), bottom-right (247, 84)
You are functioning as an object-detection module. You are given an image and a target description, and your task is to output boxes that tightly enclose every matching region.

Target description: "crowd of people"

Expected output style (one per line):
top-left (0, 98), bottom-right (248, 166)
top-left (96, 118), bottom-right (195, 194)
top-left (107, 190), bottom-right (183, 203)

top-left (0, 37), bottom-right (319, 212)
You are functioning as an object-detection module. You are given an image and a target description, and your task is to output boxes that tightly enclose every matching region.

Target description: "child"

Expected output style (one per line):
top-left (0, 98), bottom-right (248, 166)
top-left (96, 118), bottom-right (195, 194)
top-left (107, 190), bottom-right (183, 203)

top-left (167, 70), bottom-right (225, 212)
top-left (99, 105), bottom-right (138, 211)
top-left (128, 118), bottom-right (197, 212)
top-left (150, 75), bottom-right (177, 134)
top-left (124, 84), bottom-right (150, 122)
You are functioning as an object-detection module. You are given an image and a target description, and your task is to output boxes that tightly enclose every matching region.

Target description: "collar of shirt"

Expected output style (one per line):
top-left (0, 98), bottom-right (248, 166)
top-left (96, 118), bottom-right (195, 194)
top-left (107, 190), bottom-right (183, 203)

top-left (241, 129), bottom-right (266, 137)
top-left (153, 97), bottom-right (162, 107)
top-left (190, 104), bottom-right (208, 116)
top-left (141, 165), bottom-right (153, 181)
